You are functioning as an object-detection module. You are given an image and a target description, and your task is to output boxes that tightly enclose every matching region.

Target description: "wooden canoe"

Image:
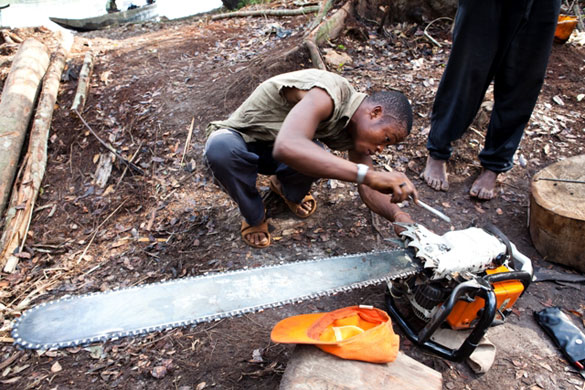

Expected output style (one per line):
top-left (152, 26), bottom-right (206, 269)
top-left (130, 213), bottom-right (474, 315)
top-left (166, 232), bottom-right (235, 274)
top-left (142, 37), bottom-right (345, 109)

top-left (49, 3), bottom-right (157, 32)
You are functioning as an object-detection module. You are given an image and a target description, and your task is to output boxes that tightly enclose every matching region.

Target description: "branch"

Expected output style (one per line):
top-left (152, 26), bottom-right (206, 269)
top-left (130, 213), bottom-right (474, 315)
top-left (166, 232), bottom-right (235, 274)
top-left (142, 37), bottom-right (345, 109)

top-left (71, 51), bottom-right (94, 112)
top-left (423, 17), bottom-right (453, 48)
top-left (211, 6), bottom-right (320, 20)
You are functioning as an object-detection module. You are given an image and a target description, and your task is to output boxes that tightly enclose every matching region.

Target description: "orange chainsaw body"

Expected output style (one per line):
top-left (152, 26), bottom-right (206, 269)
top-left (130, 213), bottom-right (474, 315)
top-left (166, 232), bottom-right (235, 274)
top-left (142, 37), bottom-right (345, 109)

top-left (446, 266), bottom-right (525, 330)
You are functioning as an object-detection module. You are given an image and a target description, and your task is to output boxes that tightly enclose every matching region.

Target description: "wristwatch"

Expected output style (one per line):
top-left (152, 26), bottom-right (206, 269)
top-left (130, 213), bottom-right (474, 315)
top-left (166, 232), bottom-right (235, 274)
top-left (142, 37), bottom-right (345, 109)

top-left (356, 164), bottom-right (369, 185)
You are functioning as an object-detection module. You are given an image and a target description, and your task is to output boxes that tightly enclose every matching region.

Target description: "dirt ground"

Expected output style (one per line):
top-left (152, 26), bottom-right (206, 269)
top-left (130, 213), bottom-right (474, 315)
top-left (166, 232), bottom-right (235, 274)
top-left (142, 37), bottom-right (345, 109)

top-left (1, 3), bottom-right (585, 389)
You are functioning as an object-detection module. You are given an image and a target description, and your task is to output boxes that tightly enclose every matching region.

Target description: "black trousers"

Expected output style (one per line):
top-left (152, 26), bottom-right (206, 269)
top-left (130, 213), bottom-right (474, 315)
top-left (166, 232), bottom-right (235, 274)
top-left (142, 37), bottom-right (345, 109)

top-left (427, 0), bottom-right (560, 173)
top-left (204, 129), bottom-right (317, 226)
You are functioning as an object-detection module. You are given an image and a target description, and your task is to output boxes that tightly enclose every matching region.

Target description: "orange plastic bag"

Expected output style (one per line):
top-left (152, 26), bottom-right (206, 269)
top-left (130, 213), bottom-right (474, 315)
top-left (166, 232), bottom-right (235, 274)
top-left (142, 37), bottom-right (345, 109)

top-left (270, 306), bottom-right (399, 363)
top-left (555, 15), bottom-right (578, 44)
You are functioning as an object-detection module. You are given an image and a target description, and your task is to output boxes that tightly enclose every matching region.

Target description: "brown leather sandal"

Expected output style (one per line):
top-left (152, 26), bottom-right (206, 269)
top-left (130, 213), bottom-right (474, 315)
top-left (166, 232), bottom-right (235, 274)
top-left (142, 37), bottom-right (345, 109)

top-left (241, 219), bottom-right (271, 248)
top-left (269, 176), bottom-right (317, 219)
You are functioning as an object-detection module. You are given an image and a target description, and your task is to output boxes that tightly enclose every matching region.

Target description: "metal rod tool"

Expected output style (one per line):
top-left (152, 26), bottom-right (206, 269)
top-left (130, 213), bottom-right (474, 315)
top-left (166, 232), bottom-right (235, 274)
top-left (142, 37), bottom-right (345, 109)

top-left (413, 198), bottom-right (451, 223)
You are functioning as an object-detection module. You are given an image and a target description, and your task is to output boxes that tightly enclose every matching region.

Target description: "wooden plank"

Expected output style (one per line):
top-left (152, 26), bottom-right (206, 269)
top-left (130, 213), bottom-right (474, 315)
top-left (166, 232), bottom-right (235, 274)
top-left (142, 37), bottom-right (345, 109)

top-left (529, 154), bottom-right (585, 272)
top-left (279, 345), bottom-right (442, 390)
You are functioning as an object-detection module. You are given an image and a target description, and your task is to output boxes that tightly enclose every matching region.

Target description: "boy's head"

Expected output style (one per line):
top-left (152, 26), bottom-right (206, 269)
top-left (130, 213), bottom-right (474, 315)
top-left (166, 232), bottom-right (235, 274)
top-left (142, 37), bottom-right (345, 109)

top-left (349, 90), bottom-right (413, 156)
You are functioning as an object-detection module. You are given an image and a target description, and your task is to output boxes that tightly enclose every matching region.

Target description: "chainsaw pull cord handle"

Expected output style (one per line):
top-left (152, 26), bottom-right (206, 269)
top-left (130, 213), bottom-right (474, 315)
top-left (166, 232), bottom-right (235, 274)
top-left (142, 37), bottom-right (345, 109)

top-left (482, 224), bottom-right (534, 293)
top-left (482, 224), bottom-right (513, 267)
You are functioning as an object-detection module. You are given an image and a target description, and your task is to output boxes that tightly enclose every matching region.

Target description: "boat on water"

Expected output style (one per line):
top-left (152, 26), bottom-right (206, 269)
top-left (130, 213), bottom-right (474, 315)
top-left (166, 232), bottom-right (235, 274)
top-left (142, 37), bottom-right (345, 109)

top-left (49, 3), bottom-right (157, 32)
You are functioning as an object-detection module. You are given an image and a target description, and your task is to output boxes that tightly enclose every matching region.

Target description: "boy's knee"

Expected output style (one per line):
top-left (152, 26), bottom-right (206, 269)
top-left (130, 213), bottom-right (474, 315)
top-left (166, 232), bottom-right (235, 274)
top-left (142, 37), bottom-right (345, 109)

top-left (204, 130), bottom-right (239, 166)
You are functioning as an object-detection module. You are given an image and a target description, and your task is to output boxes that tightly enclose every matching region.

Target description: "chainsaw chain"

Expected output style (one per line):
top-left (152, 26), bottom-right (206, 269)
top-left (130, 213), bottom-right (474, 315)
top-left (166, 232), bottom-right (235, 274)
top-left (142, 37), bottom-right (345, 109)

top-left (12, 251), bottom-right (420, 350)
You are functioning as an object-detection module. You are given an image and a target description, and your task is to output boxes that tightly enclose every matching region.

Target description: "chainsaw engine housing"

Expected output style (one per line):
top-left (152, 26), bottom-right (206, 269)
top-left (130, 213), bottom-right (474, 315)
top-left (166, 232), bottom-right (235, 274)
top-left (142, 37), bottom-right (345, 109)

top-left (386, 224), bottom-right (533, 361)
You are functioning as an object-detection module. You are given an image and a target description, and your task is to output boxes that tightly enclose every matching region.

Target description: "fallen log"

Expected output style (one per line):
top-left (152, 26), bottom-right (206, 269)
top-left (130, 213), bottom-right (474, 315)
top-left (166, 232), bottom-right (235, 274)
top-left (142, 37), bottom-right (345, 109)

top-left (0, 39), bottom-right (50, 218)
top-left (71, 51), bottom-right (94, 112)
top-left (211, 6), bottom-right (320, 20)
top-left (0, 40), bottom-right (70, 273)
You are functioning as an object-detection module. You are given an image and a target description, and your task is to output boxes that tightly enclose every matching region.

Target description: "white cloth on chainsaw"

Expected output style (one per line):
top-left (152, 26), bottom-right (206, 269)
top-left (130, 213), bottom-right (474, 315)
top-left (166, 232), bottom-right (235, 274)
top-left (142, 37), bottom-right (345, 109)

top-left (400, 224), bottom-right (507, 280)
top-left (430, 328), bottom-right (496, 374)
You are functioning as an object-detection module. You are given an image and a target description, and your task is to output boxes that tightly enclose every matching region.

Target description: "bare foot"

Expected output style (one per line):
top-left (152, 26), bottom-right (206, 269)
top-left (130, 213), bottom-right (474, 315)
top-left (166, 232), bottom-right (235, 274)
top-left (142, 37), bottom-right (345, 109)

top-left (422, 155), bottom-right (449, 191)
top-left (470, 169), bottom-right (498, 200)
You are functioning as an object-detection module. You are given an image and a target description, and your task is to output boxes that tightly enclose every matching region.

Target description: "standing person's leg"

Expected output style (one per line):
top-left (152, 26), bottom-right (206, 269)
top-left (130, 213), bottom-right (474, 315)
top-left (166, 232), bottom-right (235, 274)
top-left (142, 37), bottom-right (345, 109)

top-left (473, 0), bottom-right (560, 199)
top-left (204, 129), bottom-right (270, 247)
top-left (424, 0), bottom-right (502, 191)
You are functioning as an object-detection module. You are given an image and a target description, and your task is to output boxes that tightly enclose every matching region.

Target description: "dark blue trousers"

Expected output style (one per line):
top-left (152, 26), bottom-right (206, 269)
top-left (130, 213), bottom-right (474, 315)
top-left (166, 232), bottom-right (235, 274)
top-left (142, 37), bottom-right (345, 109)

top-left (204, 129), bottom-right (317, 226)
top-left (427, 0), bottom-right (560, 173)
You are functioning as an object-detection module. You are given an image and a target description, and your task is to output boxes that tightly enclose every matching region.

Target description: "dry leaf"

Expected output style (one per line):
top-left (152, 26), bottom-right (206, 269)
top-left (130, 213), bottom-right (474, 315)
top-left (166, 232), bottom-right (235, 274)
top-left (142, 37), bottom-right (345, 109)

top-left (552, 95), bottom-right (564, 106)
top-left (150, 365), bottom-right (167, 379)
top-left (51, 361), bottom-right (62, 373)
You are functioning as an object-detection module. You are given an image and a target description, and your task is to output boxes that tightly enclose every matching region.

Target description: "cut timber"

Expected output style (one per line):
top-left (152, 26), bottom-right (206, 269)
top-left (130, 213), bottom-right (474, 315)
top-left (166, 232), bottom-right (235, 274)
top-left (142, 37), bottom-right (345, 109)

top-left (71, 51), bottom-right (94, 112)
top-left (279, 345), bottom-right (442, 390)
top-left (529, 154), bottom-right (585, 273)
top-left (1, 41), bottom-right (70, 273)
top-left (0, 39), bottom-right (50, 218)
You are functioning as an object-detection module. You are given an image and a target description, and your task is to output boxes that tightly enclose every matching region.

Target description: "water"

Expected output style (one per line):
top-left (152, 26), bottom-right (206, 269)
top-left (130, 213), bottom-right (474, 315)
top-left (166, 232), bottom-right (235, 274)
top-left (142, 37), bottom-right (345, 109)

top-left (0, 0), bottom-right (223, 29)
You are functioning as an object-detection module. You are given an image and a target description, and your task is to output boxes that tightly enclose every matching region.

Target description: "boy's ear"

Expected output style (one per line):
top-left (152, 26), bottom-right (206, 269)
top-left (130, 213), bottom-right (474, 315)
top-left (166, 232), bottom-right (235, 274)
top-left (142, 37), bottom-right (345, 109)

top-left (370, 105), bottom-right (383, 119)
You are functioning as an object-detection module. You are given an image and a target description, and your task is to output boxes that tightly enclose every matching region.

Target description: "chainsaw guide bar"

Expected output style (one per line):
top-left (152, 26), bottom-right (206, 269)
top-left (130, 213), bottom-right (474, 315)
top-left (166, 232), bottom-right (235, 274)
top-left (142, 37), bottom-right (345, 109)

top-left (13, 250), bottom-right (419, 350)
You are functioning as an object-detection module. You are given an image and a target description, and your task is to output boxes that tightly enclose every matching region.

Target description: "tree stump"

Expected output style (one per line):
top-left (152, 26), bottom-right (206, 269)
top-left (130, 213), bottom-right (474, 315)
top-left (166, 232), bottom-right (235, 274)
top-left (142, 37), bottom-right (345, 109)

top-left (529, 154), bottom-right (585, 273)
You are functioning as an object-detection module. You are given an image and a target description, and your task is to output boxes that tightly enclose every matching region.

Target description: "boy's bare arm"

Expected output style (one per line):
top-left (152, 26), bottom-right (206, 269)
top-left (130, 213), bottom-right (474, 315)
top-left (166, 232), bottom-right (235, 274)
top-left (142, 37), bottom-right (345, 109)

top-left (273, 88), bottom-right (417, 203)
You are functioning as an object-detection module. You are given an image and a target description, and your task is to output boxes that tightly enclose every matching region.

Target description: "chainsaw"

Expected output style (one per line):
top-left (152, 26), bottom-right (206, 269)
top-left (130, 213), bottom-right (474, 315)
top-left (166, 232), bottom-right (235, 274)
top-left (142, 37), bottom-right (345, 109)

top-left (12, 223), bottom-right (532, 361)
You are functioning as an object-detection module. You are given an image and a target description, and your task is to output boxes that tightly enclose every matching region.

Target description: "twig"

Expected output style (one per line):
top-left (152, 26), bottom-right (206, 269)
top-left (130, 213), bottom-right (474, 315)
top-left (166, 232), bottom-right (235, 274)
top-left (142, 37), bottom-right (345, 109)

top-left (74, 109), bottom-right (145, 175)
top-left (469, 127), bottom-right (485, 139)
top-left (77, 200), bottom-right (127, 264)
top-left (116, 141), bottom-right (142, 187)
top-left (423, 17), bottom-right (453, 48)
top-left (181, 117), bottom-right (195, 166)
top-left (0, 351), bottom-right (23, 370)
